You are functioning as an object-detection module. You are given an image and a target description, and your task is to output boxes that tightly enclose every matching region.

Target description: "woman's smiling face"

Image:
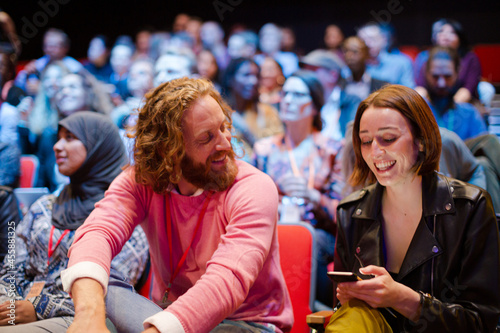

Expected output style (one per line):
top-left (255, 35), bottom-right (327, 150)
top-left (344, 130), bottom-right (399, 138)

top-left (359, 106), bottom-right (421, 187)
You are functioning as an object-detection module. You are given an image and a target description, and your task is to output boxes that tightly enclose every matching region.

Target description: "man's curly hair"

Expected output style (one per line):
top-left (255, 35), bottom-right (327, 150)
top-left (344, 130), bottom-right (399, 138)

top-left (128, 77), bottom-right (233, 193)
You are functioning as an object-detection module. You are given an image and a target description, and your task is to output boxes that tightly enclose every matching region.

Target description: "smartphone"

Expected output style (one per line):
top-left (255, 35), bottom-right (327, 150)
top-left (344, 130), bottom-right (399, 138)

top-left (327, 271), bottom-right (362, 283)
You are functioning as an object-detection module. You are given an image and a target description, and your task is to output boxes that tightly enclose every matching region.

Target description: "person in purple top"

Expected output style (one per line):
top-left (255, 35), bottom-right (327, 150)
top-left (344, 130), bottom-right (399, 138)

top-left (415, 18), bottom-right (482, 103)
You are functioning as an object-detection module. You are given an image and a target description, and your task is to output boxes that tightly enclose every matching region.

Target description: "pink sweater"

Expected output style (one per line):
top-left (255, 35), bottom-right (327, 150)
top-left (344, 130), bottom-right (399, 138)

top-left (63, 160), bottom-right (293, 332)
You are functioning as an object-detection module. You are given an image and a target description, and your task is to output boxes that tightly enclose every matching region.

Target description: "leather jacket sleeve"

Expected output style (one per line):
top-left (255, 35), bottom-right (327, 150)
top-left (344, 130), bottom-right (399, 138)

top-left (411, 190), bottom-right (500, 333)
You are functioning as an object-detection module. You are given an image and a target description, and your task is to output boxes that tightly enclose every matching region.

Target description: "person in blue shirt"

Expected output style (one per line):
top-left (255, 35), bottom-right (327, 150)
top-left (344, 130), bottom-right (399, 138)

top-left (357, 22), bottom-right (415, 88)
top-left (424, 46), bottom-right (487, 141)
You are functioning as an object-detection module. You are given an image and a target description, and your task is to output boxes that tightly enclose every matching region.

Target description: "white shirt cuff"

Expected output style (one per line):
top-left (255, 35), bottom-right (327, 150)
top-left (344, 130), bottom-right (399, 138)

top-left (61, 261), bottom-right (109, 295)
top-left (144, 311), bottom-right (185, 333)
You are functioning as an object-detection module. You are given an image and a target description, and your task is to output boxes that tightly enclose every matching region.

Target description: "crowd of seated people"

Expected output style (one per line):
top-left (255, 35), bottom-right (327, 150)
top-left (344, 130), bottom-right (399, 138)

top-left (0, 9), bottom-right (499, 330)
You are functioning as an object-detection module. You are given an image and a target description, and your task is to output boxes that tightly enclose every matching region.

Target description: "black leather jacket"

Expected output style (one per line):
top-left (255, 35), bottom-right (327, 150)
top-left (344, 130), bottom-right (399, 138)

top-left (334, 172), bottom-right (500, 332)
top-left (0, 186), bottom-right (21, 262)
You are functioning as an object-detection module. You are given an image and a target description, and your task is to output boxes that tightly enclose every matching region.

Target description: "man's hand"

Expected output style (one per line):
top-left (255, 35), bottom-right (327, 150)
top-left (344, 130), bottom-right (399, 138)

top-left (66, 278), bottom-right (110, 333)
top-left (142, 327), bottom-right (161, 333)
top-left (0, 300), bottom-right (37, 326)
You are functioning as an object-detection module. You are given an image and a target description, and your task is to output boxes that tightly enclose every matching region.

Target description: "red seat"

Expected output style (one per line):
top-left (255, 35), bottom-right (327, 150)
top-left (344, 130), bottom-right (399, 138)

top-left (19, 154), bottom-right (39, 188)
top-left (399, 45), bottom-right (421, 61)
top-left (277, 222), bottom-right (317, 333)
top-left (474, 44), bottom-right (500, 84)
top-left (137, 269), bottom-right (152, 298)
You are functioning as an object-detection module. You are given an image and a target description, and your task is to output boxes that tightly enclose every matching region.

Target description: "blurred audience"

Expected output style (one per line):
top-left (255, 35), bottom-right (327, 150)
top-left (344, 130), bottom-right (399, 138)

top-left (200, 21), bottom-right (229, 70)
top-left (185, 16), bottom-right (203, 55)
top-left (357, 22), bottom-right (415, 87)
top-left (300, 49), bottom-right (360, 139)
top-left (252, 70), bottom-right (343, 307)
top-left (0, 51), bottom-right (16, 101)
top-left (15, 29), bottom-right (83, 93)
top-left (324, 24), bottom-right (345, 60)
top-left (133, 28), bottom-right (153, 60)
top-left (415, 18), bottom-right (483, 103)
top-left (0, 9), bottom-right (21, 56)
top-left (196, 49), bottom-right (221, 91)
top-left (258, 56), bottom-right (285, 108)
top-left (109, 36), bottom-right (135, 102)
top-left (281, 26), bottom-right (303, 56)
top-left (424, 46), bottom-right (487, 141)
top-left (222, 57), bottom-right (283, 154)
top-left (148, 31), bottom-right (171, 61)
top-left (172, 13), bottom-right (190, 33)
top-left (340, 36), bottom-right (389, 101)
top-left (29, 62), bottom-right (69, 138)
top-left (255, 23), bottom-right (299, 77)
top-left (153, 49), bottom-right (195, 87)
top-left (227, 30), bottom-right (258, 60)
top-left (84, 35), bottom-right (113, 83)
top-left (111, 59), bottom-right (154, 129)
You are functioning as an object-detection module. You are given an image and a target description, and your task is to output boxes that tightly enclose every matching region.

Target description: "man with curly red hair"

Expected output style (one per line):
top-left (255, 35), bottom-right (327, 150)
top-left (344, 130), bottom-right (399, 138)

top-left (61, 77), bottom-right (293, 333)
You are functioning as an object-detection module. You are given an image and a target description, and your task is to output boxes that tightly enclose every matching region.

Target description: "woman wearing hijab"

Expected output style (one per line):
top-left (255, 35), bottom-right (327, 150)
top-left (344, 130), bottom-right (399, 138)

top-left (0, 111), bottom-right (149, 332)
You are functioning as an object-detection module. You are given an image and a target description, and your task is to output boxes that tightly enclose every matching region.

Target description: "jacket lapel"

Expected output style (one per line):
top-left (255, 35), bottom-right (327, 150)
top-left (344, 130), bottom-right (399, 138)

top-left (350, 173), bottom-right (453, 278)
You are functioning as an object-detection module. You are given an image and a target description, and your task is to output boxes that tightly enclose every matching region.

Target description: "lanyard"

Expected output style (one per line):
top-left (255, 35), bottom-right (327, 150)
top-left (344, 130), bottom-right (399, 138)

top-left (285, 134), bottom-right (315, 189)
top-left (162, 191), bottom-right (212, 303)
top-left (47, 225), bottom-right (70, 266)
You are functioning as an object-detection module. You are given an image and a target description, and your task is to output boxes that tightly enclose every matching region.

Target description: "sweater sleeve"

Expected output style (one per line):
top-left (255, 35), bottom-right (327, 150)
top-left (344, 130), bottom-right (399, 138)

top-left (62, 169), bottom-right (149, 294)
top-left (157, 170), bottom-right (280, 333)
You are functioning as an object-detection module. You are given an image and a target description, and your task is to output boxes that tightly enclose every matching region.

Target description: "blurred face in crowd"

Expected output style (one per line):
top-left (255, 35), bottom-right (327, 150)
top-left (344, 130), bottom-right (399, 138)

top-left (56, 74), bottom-right (88, 117)
top-left (233, 61), bottom-right (259, 101)
top-left (136, 30), bottom-right (151, 54)
top-left (154, 54), bottom-right (192, 87)
top-left (343, 37), bottom-right (369, 73)
top-left (227, 35), bottom-right (246, 59)
top-left (280, 76), bottom-right (315, 123)
top-left (127, 61), bottom-right (154, 98)
top-left (110, 44), bottom-right (133, 76)
top-left (281, 27), bottom-right (296, 52)
top-left (186, 19), bottom-right (202, 43)
top-left (324, 25), bottom-right (344, 50)
top-left (54, 126), bottom-right (87, 177)
top-left (358, 25), bottom-right (386, 58)
top-left (26, 74), bottom-right (40, 96)
top-left (259, 57), bottom-right (284, 91)
top-left (436, 24), bottom-right (460, 50)
top-left (197, 50), bottom-right (218, 81)
top-left (426, 57), bottom-right (458, 98)
top-left (44, 33), bottom-right (68, 60)
top-left (259, 24), bottom-right (282, 55)
top-left (87, 37), bottom-right (108, 65)
top-left (173, 13), bottom-right (190, 32)
top-left (200, 21), bottom-right (224, 47)
top-left (43, 64), bottom-right (65, 99)
top-left (303, 63), bottom-right (339, 93)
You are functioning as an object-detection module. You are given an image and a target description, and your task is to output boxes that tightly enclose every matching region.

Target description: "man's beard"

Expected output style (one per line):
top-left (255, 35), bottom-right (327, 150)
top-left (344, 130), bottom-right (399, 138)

top-left (180, 149), bottom-right (238, 192)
